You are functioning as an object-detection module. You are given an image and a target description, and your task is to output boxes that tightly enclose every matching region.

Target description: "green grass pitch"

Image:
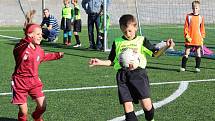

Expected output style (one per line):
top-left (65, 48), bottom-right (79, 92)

top-left (0, 25), bottom-right (215, 121)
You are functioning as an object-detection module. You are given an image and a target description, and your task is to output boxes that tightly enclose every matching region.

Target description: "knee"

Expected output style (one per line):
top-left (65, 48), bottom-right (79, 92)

top-left (140, 98), bottom-right (152, 111)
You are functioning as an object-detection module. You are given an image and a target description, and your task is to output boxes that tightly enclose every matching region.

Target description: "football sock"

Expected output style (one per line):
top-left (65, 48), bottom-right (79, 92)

top-left (75, 35), bottom-right (80, 44)
top-left (125, 111), bottom-right (138, 121)
top-left (18, 111), bottom-right (27, 121)
top-left (181, 56), bottom-right (188, 68)
top-left (32, 107), bottom-right (46, 120)
top-left (144, 106), bottom-right (154, 121)
top-left (195, 57), bottom-right (201, 68)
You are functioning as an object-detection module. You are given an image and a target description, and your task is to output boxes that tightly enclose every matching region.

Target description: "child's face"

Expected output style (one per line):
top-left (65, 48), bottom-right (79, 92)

top-left (64, 0), bottom-right (70, 7)
top-left (121, 24), bottom-right (137, 40)
top-left (192, 4), bottom-right (200, 15)
top-left (71, 0), bottom-right (76, 5)
top-left (31, 27), bottom-right (43, 45)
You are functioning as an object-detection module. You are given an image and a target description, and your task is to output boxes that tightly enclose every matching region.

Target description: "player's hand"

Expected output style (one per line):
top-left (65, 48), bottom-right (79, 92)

top-left (89, 58), bottom-right (100, 67)
top-left (166, 38), bottom-right (175, 47)
top-left (59, 52), bottom-right (64, 58)
top-left (185, 35), bottom-right (192, 42)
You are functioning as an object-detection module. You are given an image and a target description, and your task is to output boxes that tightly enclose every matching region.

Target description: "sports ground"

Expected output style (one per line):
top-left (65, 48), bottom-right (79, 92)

top-left (0, 25), bottom-right (215, 121)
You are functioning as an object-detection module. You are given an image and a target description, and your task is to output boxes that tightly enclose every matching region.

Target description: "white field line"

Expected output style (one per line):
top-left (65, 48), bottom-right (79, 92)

top-left (0, 34), bottom-right (21, 40)
top-left (108, 82), bottom-right (189, 121)
top-left (1, 79), bottom-right (215, 96)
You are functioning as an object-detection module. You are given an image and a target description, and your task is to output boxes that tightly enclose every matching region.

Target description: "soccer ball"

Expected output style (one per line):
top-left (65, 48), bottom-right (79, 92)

top-left (119, 48), bottom-right (140, 69)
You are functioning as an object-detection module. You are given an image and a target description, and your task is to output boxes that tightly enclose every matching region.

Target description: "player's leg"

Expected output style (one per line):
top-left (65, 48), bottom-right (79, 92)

top-left (181, 46), bottom-right (191, 71)
top-left (140, 98), bottom-right (154, 121)
top-left (73, 20), bottom-right (82, 47)
top-left (123, 102), bottom-right (138, 121)
top-left (116, 70), bottom-right (138, 121)
top-left (32, 96), bottom-right (46, 121)
top-left (67, 30), bottom-right (72, 45)
top-left (18, 103), bottom-right (28, 121)
top-left (63, 30), bottom-right (68, 45)
top-left (30, 78), bottom-right (46, 121)
top-left (73, 31), bottom-right (81, 47)
top-left (195, 46), bottom-right (201, 72)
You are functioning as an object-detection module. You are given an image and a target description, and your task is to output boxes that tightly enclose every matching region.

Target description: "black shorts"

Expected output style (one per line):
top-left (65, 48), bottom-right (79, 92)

top-left (185, 45), bottom-right (201, 48)
top-left (73, 19), bottom-right (82, 32)
top-left (116, 68), bottom-right (151, 104)
top-left (60, 18), bottom-right (72, 31)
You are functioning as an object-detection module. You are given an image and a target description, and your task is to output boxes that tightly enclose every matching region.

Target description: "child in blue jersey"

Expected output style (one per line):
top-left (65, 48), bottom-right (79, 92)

top-left (60, 0), bottom-right (74, 45)
top-left (89, 14), bottom-right (174, 121)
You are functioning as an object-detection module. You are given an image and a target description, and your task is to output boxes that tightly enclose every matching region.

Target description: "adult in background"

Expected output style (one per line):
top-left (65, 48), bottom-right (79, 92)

top-left (41, 8), bottom-right (60, 42)
top-left (82, 0), bottom-right (103, 50)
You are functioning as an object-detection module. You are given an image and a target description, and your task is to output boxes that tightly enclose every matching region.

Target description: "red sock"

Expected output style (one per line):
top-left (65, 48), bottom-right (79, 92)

top-left (32, 107), bottom-right (45, 120)
top-left (18, 112), bottom-right (27, 121)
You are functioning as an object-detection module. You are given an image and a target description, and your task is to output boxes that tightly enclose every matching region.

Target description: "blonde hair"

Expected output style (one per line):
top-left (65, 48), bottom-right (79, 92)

top-left (24, 9), bottom-right (36, 29)
top-left (192, 0), bottom-right (200, 8)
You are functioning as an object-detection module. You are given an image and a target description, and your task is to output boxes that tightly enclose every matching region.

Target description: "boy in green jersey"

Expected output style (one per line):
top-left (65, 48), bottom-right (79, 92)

top-left (89, 14), bottom-right (174, 121)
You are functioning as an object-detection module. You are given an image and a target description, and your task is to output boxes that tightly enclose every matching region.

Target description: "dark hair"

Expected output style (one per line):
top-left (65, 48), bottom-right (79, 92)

top-left (119, 14), bottom-right (137, 28)
top-left (43, 8), bottom-right (49, 12)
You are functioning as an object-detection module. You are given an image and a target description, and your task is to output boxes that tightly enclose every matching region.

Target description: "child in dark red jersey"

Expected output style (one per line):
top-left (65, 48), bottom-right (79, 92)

top-left (11, 23), bottom-right (64, 121)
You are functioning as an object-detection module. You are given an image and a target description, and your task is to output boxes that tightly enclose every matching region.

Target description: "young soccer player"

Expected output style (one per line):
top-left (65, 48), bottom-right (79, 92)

top-left (11, 23), bottom-right (64, 121)
top-left (89, 14), bottom-right (174, 121)
top-left (60, 0), bottom-right (74, 45)
top-left (180, 0), bottom-right (205, 72)
top-left (71, 0), bottom-right (82, 48)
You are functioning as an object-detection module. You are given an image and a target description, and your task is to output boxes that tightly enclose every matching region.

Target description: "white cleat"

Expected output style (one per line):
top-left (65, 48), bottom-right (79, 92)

top-left (180, 68), bottom-right (185, 72)
top-left (73, 44), bottom-right (81, 48)
top-left (195, 68), bottom-right (200, 72)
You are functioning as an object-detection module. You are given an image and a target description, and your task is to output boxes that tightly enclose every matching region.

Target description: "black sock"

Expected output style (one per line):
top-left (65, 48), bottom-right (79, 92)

top-left (181, 56), bottom-right (188, 68)
top-left (195, 57), bottom-right (201, 68)
top-left (75, 35), bottom-right (80, 44)
top-left (125, 111), bottom-right (138, 121)
top-left (144, 106), bottom-right (154, 121)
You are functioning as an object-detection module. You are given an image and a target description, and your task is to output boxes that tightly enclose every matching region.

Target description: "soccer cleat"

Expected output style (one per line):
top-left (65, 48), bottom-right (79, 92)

top-left (67, 42), bottom-right (71, 46)
top-left (195, 68), bottom-right (200, 72)
top-left (73, 44), bottom-right (81, 48)
top-left (180, 67), bottom-right (185, 72)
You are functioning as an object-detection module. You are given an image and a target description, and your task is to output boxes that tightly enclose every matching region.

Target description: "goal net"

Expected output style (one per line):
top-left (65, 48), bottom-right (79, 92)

top-left (104, 0), bottom-right (215, 51)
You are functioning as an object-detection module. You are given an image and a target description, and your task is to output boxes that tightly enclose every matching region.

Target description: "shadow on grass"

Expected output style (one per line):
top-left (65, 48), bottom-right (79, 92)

top-left (0, 117), bottom-right (17, 121)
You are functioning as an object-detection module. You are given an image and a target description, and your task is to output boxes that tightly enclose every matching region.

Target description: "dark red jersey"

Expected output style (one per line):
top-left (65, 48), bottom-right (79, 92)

top-left (12, 37), bottom-right (62, 77)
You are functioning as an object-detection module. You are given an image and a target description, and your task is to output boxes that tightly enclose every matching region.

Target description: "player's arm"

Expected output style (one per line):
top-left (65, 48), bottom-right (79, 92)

top-left (153, 39), bottom-right (174, 57)
top-left (143, 38), bottom-right (174, 58)
top-left (89, 42), bottom-right (116, 67)
top-left (41, 51), bottom-right (64, 62)
top-left (200, 16), bottom-right (206, 39)
top-left (89, 58), bottom-right (112, 67)
top-left (184, 15), bottom-right (192, 42)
